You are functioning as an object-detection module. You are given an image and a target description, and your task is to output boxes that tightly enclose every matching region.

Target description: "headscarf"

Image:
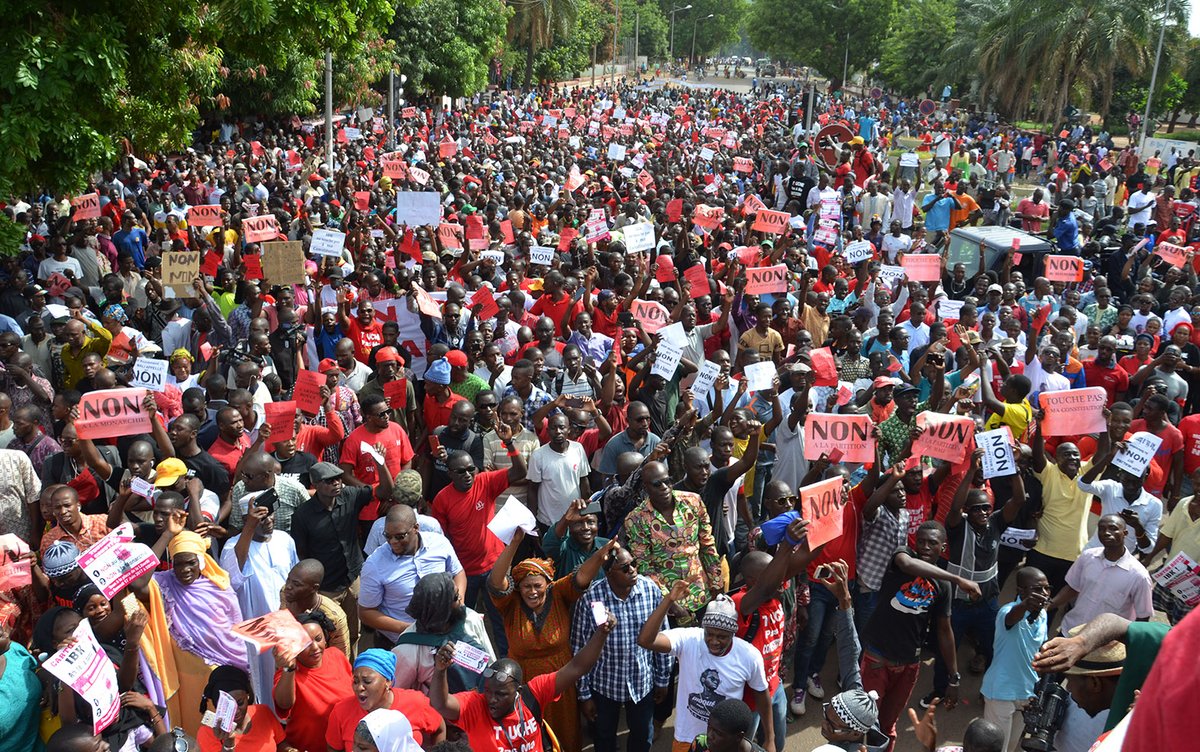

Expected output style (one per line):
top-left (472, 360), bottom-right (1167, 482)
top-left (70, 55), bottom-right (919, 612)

top-left (354, 648), bottom-right (397, 683)
top-left (512, 558), bottom-right (555, 584)
top-left (72, 583), bottom-right (106, 613)
top-left (32, 606), bottom-right (73, 656)
top-left (405, 572), bottom-right (458, 629)
top-left (167, 531), bottom-right (230, 590)
top-left (102, 304), bottom-right (129, 323)
top-left (170, 348), bottom-right (194, 363)
top-left (200, 665), bottom-right (253, 714)
top-left (361, 709), bottom-right (423, 752)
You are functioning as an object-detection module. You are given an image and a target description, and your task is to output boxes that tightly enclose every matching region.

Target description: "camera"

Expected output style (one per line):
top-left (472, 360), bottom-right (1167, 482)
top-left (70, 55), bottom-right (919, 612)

top-left (1020, 674), bottom-right (1070, 751)
top-left (282, 323), bottom-right (307, 342)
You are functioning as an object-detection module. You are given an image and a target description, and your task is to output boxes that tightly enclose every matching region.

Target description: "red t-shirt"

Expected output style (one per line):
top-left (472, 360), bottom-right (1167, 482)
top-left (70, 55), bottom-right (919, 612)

top-left (424, 391), bottom-right (467, 433)
top-left (347, 318), bottom-right (385, 363)
top-left (592, 303), bottom-right (623, 339)
top-left (325, 689), bottom-right (442, 751)
top-left (432, 469), bottom-right (510, 575)
top-left (1179, 414), bottom-right (1200, 475)
top-left (1081, 359), bottom-right (1130, 406)
top-left (209, 434), bottom-right (251, 478)
top-left (1122, 612), bottom-right (1199, 752)
top-left (340, 422), bottom-right (414, 519)
top-left (198, 705), bottom-right (284, 752)
top-left (452, 672), bottom-right (559, 752)
top-left (530, 293), bottom-right (581, 337)
top-left (732, 590), bottom-right (785, 697)
top-left (1129, 419), bottom-right (1183, 495)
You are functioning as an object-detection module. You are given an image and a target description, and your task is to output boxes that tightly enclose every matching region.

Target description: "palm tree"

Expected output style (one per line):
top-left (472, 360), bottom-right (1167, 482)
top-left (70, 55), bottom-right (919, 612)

top-left (507, 0), bottom-right (582, 88)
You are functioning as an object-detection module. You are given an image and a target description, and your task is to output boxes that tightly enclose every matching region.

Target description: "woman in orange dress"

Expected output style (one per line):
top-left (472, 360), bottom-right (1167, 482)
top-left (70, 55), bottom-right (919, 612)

top-left (488, 527), bottom-right (616, 752)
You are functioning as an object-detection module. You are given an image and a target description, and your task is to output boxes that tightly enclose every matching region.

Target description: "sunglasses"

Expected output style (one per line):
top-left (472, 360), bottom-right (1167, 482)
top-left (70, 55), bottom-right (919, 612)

top-left (481, 666), bottom-right (517, 684)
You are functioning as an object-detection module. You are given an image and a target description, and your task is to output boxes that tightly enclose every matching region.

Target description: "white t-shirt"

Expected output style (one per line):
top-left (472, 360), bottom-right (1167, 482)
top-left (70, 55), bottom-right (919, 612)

top-left (526, 441), bottom-right (590, 526)
top-left (664, 628), bottom-right (768, 743)
top-left (37, 256), bottom-right (84, 282)
top-left (769, 393), bottom-right (809, 494)
top-left (880, 233), bottom-right (912, 263)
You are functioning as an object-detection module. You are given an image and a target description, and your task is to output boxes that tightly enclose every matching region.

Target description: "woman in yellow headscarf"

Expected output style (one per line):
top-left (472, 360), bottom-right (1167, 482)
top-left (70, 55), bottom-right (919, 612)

top-left (136, 527), bottom-right (248, 732)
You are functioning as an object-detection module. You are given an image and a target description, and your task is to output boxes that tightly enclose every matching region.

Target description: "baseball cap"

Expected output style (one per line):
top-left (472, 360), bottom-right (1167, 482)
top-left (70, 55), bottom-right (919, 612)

top-left (987, 284), bottom-right (1003, 294)
top-left (154, 458), bottom-right (190, 487)
top-left (872, 376), bottom-right (898, 389)
top-left (318, 358), bottom-right (341, 373)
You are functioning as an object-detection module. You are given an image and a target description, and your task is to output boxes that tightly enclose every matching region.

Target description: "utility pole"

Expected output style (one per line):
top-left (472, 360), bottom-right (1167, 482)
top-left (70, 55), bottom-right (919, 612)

top-left (669, 4), bottom-right (691, 62)
top-left (691, 13), bottom-right (712, 68)
top-left (634, 10), bottom-right (640, 78)
top-left (325, 50), bottom-right (333, 172)
top-left (387, 71), bottom-right (395, 150)
top-left (1141, 0), bottom-right (1172, 153)
top-left (611, 1), bottom-right (619, 88)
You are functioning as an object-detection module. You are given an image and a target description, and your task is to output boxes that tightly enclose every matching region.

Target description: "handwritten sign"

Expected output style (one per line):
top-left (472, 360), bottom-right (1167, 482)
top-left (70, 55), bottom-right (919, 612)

top-left (187, 204), bottom-right (223, 227)
top-left (395, 192), bottom-right (441, 226)
top-left (1038, 387), bottom-right (1108, 436)
top-left (262, 241), bottom-right (307, 285)
top-left (623, 223), bottom-right (655, 253)
top-left (242, 214), bottom-right (279, 243)
top-left (651, 342), bottom-right (684, 379)
top-left (977, 427), bottom-right (1017, 479)
top-left (75, 388), bottom-right (151, 440)
top-left (843, 240), bottom-right (875, 264)
top-left (129, 358), bottom-right (168, 392)
top-left (162, 250), bottom-right (199, 294)
top-left (43, 619), bottom-right (120, 735)
top-left (744, 264), bottom-right (789, 295)
top-left (292, 370), bottom-right (325, 415)
top-left (800, 475), bottom-right (846, 548)
top-left (1045, 255), bottom-right (1084, 282)
top-left (752, 209), bottom-right (790, 235)
top-left (77, 524), bottom-right (159, 599)
top-left (902, 254), bottom-right (941, 282)
top-left (804, 414), bottom-right (875, 464)
top-left (263, 400), bottom-right (298, 443)
top-left (913, 411), bottom-right (976, 463)
top-left (692, 360), bottom-right (721, 397)
top-left (310, 228), bottom-right (347, 258)
top-left (1112, 431), bottom-right (1164, 477)
top-left (630, 299), bottom-right (670, 333)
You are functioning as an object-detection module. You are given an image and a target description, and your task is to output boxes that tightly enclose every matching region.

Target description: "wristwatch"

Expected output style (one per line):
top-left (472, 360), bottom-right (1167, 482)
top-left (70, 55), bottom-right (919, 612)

top-left (948, 672), bottom-right (961, 686)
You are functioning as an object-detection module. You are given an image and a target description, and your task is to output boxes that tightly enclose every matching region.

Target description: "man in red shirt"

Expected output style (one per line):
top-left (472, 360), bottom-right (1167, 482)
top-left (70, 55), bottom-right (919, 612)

top-left (209, 405), bottom-right (252, 478)
top-left (340, 392), bottom-right (414, 521)
top-left (1016, 189), bottom-right (1050, 234)
top-left (1082, 336), bottom-right (1131, 406)
top-left (1130, 394), bottom-right (1185, 501)
top-left (423, 357), bottom-right (467, 434)
top-left (529, 270), bottom-right (580, 338)
top-left (1180, 412), bottom-right (1200, 481)
top-left (340, 296), bottom-right (385, 363)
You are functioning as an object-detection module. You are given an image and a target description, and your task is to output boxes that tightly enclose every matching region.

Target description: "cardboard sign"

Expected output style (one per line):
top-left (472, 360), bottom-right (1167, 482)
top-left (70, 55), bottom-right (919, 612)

top-left (1045, 255), bottom-right (1084, 282)
top-left (743, 360), bottom-right (776, 392)
top-left (977, 427), bottom-right (1017, 479)
top-left (528, 246), bottom-right (554, 266)
top-left (129, 358), bottom-right (169, 392)
top-left (263, 400), bottom-right (297, 442)
top-left (293, 370), bottom-right (325, 415)
top-left (310, 228), bottom-right (347, 258)
top-left (913, 411), bottom-right (976, 464)
top-left (752, 209), bottom-right (790, 235)
top-left (71, 193), bottom-right (102, 220)
top-left (651, 342), bottom-right (684, 379)
top-left (683, 264), bottom-right (709, 297)
top-left (75, 388), bottom-right (151, 440)
top-left (232, 610), bottom-right (314, 663)
top-left (395, 192), bottom-right (442, 226)
top-left (902, 254), bottom-right (941, 282)
top-left (243, 214), bottom-right (279, 243)
top-left (262, 241), bottom-right (307, 285)
top-left (744, 264), bottom-right (789, 295)
top-left (1155, 241), bottom-right (1189, 268)
top-left (1112, 431), bottom-right (1164, 477)
top-left (800, 475), bottom-right (846, 548)
top-left (163, 250), bottom-right (200, 293)
top-left (623, 223), bottom-right (656, 253)
top-left (43, 620), bottom-right (120, 735)
top-left (630, 299), bottom-right (670, 333)
top-left (1038, 387), bottom-right (1108, 436)
top-left (804, 414), bottom-right (875, 464)
top-left (692, 360), bottom-right (721, 397)
top-left (77, 524), bottom-right (159, 599)
top-left (843, 240), bottom-right (875, 264)
top-left (187, 204), bottom-right (223, 227)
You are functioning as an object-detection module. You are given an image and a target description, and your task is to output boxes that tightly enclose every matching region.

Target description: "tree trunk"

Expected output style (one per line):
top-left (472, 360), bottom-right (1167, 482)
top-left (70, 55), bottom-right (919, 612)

top-left (1167, 107), bottom-right (1182, 133)
top-left (523, 33), bottom-right (536, 89)
top-left (1188, 112), bottom-right (1198, 129)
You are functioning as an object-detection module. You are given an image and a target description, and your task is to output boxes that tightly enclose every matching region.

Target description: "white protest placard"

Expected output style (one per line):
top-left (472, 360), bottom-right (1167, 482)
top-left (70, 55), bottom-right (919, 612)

top-left (482, 250), bottom-right (506, 266)
top-left (591, 601), bottom-right (607, 627)
top-left (528, 246), bottom-right (555, 266)
top-left (657, 321), bottom-right (688, 349)
top-left (487, 495), bottom-right (539, 544)
top-left (999, 528), bottom-right (1037, 549)
top-left (607, 143), bottom-right (627, 161)
top-left (360, 441), bottom-right (386, 466)
top-left (1112, 431), bottom-right (1164, 477)
top-left (651, 342), bottom-right (684, 379)
top-left (395, 192), bottom-right (442, 227)
top-left (449, 642), bottom-right (491, 673)
top-left (843, 240), bottom-right (874, 264)
top-left (43, 619), bottom-right (120, 735)
top-left (129, 358), bottom-right (169, 392)
top-left (310, 228), bottom-right (347, 258)
top-left (939, 299), bottom-right (965, 321)
top-left (692, 360), bottom-right (721, 397)
top-left (743, 361), bottom-right (776, 392)
top-left (878, 264), bottom-right (906, 289)
top-left (699, 147), bottom-right (715, 161)
top-left (900, 153), bottom-right (920, 168)
top-left (623, 223), bottom-right (655, 253)
top-left (215, 691), bottom-right (238, 732)
top-left (130, 476), bottom-right (157, 502)
top-left (76, 524), bottom-right (160, 599)
top-left (977, 427), bottom-right (1017, 479)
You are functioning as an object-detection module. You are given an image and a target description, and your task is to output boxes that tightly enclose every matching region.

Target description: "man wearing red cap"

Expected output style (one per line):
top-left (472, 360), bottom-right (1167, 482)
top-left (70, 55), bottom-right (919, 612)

top-left (446, 350), bottom-right (489, 401)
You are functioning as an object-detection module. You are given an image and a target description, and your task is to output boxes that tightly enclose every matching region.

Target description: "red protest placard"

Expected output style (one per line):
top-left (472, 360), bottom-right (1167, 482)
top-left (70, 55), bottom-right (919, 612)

top-left (733, 157), bottom-right (754, 173)
top-left (744, 264), bottom-right (788, 295)
top-left (75, 388), bottom-right (151, 440)
top-left (354, 191), bottom-right (371, 211)
top-left (558, 227), bottom-right (579, 252)
top-left (437, 223), bottom-right (463, 250)
top-left (71, 193), bottom-right (101, 220)
top-left (902, 254), bottom-right (941, 282)
top-left (655, 255), bottom-right (676, 282)
top-left (187, 204), bottom-right (223, 227)
top-left (804, 414), bottom-right (876, 464)
top-left (742, 194), bottom-right (768, 216)
top-left (232, 610), bottom-right (313, 663)
top-left (383, 377), bottom-right (408, 409)
top-left (630, 299), bottom-right (671, 333)
top-left (242, 254), bottom-right (264, 280)
top-left (465, 215), bottom-right (486, 242)
top-left (800, 475), bottom-right (846, 548)
top-left (1155, 242), bottom-right (1188, 268)
top-left (683, 264), bottom-right (709, 297)
top-left (638, 170), bottom-right (655, 190)
top-left (293, 370), bottom-right (325, 415)
top-left (439, 140), bottom-right (458, 159)
top-left (1045, 255), bottom-right (1083, 282)
top-left (402, 106), bottom-right (418, 119)
top-left (666, 199), bottom-right (683, 223)
top-left (243, 214), bottom-right (279, 243)
top-left (1038, 387), bottom-right (1108, 436)
top-left (500, 219), bottom-right (515, 245)
top-left (413, 285), bottom-right (443, 319)
top-left (734, 246), bottom-right (760, 265)
top-left (470, 287), bottom-right (500, 320)
top-left (382, 159), bottom-right (406, 179)
top-left (913, 411), bottom-right (976, 463)
top-left (809, 347), bottom-right (839, 387)
top-left (263, 401), bottom-right (297, 442)
top-left (694, 204), bottom-right (724, 230)
top-left (200, 251), bottom-right (222, 278)
top-left (752, 209), bottom-right (790, 235)
top-left (1031, 303), bottom-right (1052, 334)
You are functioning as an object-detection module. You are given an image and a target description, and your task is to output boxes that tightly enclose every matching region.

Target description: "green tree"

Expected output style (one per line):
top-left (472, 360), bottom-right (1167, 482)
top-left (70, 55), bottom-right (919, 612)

top-left (666, 0), bottom-right (747, 63)
top-left (745, 0), bottom-right (895, 87)
top-left (878, 0), bottom-right (956, 96)
top-left (390, 0), bottom-right (511, 97)
top-left (532, 0), bottom-right (610, 82)
top-left (621, 0), bottom-right (668, 62)
top-left (508, 0), bottom-right (582, 88)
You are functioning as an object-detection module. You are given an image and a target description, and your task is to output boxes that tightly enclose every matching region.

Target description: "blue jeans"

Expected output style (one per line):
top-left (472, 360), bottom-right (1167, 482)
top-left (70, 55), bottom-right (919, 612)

top-left (854, 587), bottom-right (879, 634)
top-left (793, 580), bottom-right (839, 688)
top-left (591, 691), bottom-right (656, 752)
top-left (932, 596), bottom-right (999, 695)
top-left (747, 683), bottom-right (787, 752)
top-left (465, 572), bottom-right (508, 657)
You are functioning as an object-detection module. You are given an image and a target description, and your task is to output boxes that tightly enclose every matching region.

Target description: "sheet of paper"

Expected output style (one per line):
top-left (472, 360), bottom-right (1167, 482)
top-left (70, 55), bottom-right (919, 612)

top-left (651, 342), bottom-right (684, 379)
top-left (215, 691), bottom-right (237, 732)
top-left (591, 601), bottom-right (607, 627)
top-left (691, 361), bottom-right (721, 397)
top-left (450, 641), bottom-right (491, 672)
top-left (487, 496), bottom-right (539, 544)
top-left (743, 361), bottom-right (776, 392)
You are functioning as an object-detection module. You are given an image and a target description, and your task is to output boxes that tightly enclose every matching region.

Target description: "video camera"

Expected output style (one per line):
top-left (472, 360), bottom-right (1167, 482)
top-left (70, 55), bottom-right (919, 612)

top-left (1019, 674), bottom-right (1070, 751)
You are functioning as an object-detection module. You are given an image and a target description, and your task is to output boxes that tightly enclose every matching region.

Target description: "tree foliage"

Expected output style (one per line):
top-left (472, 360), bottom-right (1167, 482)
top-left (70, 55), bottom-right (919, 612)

top-left (508, 0), bottom-right (582, 87)
top-left (391, 0), bottom-right (511, 97)
top-left (878, 0), bottom-right (956, 96)
top-left (665, 0), bottom-right (749, 62)
top-left (746, 0), bottom-right (896, 86)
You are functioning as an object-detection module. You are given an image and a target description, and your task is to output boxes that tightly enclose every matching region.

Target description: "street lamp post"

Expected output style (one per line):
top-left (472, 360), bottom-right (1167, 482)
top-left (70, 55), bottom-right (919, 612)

top-left (669, 4), bottom-right (691, 61)
top-left (1141, 0), bottom-right (1172, 153)
top-left (691, 13), bottom-right (714, 68)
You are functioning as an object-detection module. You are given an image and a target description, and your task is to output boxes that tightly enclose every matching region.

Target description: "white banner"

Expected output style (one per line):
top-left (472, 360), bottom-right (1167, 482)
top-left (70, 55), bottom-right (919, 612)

top-left (43, 619), bottom-right (121, 735)
top-left (977, 427), bottom-right (1017, 479)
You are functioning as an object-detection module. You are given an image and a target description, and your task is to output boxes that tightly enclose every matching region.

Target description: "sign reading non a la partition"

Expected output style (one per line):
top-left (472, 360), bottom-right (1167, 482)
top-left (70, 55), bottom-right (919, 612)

top-left (744, 264), bottom-right (789, 295)
top-left (913, 411), bottom-right (975, 463)
top-left (1045, 255), bottom-right (1083, 282)
top-left (187, 204), bottom-right (223, 227)
top-left (803, 414), bottom-right (875, 464)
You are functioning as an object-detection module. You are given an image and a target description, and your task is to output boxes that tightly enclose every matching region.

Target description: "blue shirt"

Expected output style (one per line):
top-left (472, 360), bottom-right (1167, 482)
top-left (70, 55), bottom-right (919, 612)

top-left (979, 599), bottom-right (1047, 701)
top-left (112, 227), bottom-right (150, 268)
top-left (1053, 213), bottom-right (1080, 252)
top-left (357, 530), bottom-right (463, 641)
top-left (598, 428), bottom-right (661, 475)
top-left (922, 195), bottom-right (958, 232)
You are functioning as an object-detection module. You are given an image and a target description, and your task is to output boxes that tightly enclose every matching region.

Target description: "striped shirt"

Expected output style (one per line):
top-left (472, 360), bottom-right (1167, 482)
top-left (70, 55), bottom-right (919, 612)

top-left (570, 576), bottom-right (673, 702)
